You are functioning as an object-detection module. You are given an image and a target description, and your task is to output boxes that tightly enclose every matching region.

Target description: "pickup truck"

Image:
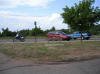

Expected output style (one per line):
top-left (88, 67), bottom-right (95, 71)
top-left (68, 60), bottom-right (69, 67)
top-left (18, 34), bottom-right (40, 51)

top-left (70, 31), bottom-right (92, 40)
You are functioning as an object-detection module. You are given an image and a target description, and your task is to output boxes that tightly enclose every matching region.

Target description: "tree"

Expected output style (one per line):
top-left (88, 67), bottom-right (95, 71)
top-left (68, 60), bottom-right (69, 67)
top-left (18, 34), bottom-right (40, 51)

top-left (2, 28), bottom-right (13, 37)
top-left (90, 24), bottom-right (100, 35)
top-left (61, 0), bottom-right (100, 33)
top-left (50, 26), bottom-right (56, 31)
top-left (44, 29), bottom-right (50, 35)
top-left (29, 27), bottom-right (44, 36)
top-left (19, 29), bottom-right (29, 36)
top-left (0, 32), bottom-right (2, 37)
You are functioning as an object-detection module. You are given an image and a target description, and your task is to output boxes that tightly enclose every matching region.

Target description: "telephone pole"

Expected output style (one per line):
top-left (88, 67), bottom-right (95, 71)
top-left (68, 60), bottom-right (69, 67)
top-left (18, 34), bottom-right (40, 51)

top-left (34, 21), bottom-right (37, 42)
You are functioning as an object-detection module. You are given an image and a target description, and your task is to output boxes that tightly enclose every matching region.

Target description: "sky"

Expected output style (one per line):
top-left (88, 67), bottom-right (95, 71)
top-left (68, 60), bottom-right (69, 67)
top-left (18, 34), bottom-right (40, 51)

top-left (0, 0), bottom-right (100, 31)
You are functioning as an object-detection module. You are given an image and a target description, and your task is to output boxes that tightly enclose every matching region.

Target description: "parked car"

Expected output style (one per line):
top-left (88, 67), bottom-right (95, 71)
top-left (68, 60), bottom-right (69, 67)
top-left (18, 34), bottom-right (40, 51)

top-left (46, 31), bottom-right (71, 41)
top-left (70, 31), bottom-right (92, 40)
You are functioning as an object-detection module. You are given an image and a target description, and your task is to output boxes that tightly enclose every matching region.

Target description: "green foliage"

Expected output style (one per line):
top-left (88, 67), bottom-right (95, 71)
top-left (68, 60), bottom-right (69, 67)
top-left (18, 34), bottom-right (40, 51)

top-left (50, 26), bottom-right (56, 31)
top-left (43, 29), bottom-right (50, 35)
top-left (29, 27), bottom-right (44, 36)
top-left (0, 32), bottom-right (2, 36)
top-left (90, 24), bottom-right (100, 35)
top-left (0, 27), bottom-right (52, 37)
top-left (19, 29), bottom-right (29, 36)
top-left (61, 29), bottom-right (71, 34)
top-left (1, 28), bottom-right (16, 37)
top-left (61, 0), bottom-right (100, 32)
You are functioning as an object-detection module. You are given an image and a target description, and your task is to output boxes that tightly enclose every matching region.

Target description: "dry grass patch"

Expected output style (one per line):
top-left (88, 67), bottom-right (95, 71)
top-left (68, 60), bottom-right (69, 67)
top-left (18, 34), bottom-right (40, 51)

top-left (0, 41), bottom-right (100, 62)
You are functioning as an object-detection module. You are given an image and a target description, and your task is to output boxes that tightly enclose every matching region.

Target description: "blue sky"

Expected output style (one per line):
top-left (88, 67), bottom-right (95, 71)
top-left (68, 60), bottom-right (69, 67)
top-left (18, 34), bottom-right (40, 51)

top-left (0, 0), bottom-right (82, 16)
top-left (0, 0), bottom-right (100, 31)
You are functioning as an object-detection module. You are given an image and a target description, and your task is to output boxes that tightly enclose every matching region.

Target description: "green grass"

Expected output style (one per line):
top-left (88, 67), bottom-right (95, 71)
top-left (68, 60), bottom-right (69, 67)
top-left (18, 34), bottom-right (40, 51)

top-left (26, 36), bottom-right (46, 39)
top-left (0, 41), bottom-right (100, 62)
top-left (92, 35), bottom-right (100, 38)
top-left (0, 37), bottom-right (13, 39)
top-left (0, 36), bottom-right (46, 40)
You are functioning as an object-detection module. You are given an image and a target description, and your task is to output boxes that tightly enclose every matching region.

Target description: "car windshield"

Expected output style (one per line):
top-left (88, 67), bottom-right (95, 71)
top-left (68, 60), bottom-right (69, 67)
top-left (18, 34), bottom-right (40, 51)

top-left (60, 32), bottom-right (67, 35)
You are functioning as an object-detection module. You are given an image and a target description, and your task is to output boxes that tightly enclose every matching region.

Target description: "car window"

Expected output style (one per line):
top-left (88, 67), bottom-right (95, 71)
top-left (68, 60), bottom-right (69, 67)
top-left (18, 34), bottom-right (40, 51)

top-left (60, 32), bottom-right (66, 35)
top-left (55, 32), bottom-right (59, 35)
top-left (48, 32), bottom-right (55, 35)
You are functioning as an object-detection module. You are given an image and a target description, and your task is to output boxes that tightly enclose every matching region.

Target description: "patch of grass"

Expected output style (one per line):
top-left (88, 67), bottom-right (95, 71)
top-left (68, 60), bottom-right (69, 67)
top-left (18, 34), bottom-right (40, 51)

top-left (0, 48), bottom-right (16, 56)
top-left (25, 36), bottom-right (46, 39)
top-left (0, 41), bottom-right (100, 62)
top-left (92, 35), bottom-right (100, 38)
top-left (24, 53), bottom-right (32, 57)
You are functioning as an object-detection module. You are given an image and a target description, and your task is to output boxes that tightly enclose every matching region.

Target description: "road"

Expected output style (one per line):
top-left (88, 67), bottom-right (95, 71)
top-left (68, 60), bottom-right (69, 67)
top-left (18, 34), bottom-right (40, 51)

top-left (0, 38), bottom-right (100, 43)
top-left (0, 53), bottom-right (100, 74)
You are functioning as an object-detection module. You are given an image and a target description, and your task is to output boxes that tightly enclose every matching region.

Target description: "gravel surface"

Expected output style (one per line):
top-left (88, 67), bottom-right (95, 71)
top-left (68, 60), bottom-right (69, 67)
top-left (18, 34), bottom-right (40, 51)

top-left (0, 53), bottom-right (100, 74)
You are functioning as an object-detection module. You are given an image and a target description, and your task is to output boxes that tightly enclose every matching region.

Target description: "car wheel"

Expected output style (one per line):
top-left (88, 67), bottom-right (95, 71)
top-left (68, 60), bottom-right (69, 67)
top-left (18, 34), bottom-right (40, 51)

top-left (67, 38), bottom-right (70, 41)
top-left (73, 38), bottom-right (77, 40)
top-left (86, 37), bottom-right (90, 40)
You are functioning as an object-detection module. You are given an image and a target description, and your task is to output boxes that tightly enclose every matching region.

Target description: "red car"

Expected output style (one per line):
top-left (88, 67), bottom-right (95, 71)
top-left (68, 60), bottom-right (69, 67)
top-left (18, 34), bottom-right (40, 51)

top-left (46, 31), bottom-right (71, 41)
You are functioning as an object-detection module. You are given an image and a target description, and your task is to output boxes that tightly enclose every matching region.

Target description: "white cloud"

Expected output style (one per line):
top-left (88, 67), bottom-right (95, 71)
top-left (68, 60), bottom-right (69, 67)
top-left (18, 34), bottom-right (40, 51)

top-left (0, 11), bottom-right (28, 16)
top-left (0, 0), bottom-right (55, 8)
top-left (0, 11), bottom-right (68, 31)
top-left (49, 13), bottom-right (61, 21)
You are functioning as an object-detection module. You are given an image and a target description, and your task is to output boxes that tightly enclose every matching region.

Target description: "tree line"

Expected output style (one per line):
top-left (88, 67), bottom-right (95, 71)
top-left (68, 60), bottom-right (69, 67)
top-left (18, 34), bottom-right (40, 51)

top-left (0, 24), bottom-right (100, 37)
top-left (0, 26), bottom-right (63, 37)
top-left (0, 27), bottom-right (51, 37)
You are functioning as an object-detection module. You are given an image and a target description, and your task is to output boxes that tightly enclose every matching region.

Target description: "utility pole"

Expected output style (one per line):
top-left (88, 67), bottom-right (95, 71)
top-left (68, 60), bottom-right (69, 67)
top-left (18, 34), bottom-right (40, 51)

top-left (34, 21), bottom-right (37, 42)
